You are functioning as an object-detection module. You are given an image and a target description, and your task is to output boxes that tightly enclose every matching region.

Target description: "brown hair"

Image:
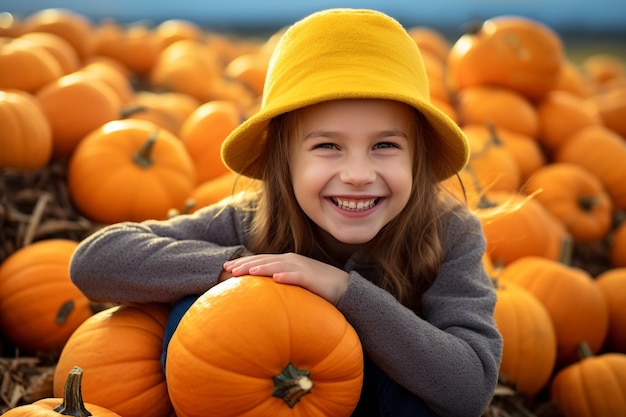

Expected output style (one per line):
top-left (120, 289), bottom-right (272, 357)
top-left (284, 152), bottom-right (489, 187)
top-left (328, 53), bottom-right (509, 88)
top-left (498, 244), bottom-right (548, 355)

top-left (244, 108), bottom-right (456, 311)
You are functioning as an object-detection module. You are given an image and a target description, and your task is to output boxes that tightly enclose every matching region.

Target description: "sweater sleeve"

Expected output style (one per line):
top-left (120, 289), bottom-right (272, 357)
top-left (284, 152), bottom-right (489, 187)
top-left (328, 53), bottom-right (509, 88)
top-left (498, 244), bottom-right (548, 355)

top-left (336, 209), bottom-right (503, 417)
top-left (69, 202), bottom-right (250, 303)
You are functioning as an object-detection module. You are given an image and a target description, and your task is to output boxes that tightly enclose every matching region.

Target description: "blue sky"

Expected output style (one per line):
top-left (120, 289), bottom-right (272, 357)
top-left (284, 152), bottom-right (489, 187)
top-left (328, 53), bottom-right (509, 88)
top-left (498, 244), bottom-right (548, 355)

top-left (4, 0), bottom-right (626, 35)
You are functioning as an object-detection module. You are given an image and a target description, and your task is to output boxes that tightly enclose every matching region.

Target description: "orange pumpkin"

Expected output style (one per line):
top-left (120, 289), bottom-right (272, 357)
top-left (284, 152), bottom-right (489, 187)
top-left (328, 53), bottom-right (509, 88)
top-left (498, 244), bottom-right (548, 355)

top-left (447, 15), bottom-right (564, 100)
top-left (407, 26), bottom-right (451, 63)
top-left (93, 20), bottom-right (162, 75)
top-left (224, 53), bottom-right (268, 97)
top-left (154, 19), bottom-right (204, 50)
top-left (493, 279), bottom-right (557, 397)
top-left (476, 191), bottom-right (569, 266)
top-left (463, 125), bottom-right (522, 193)
top-left (149, 39), bottom-right (221, 102)
top-left (35, 70), bottom-right (122, 159)
top-left (596, 268), bottom-right (626, 353)
top-left (79, 60), bottom-right (134, 103)
top-left (18, 31), bottom-right (81, 74)
top-left (534, 90), bottom-right (602, 154)
top-left (122, 91), bottom-right (201, 135)
top-left (22, 8), bottom-right (95, 61)
top-left (555, 125), bottom-right (626, 210)
top-left (67, 119), bottom-right (196, 224)
top-left (499, 256), bottom-right (609, 366)
top-left (553, 59), bottom-right (594, 98)
top-left (0, 36), bottom-right (63, 92)
top-left (0, 239), bottom-right (94, 353)
top-left (522, 163), bottom-right (613, 242)
top-left (0, 89), bottom-right (53, 170)
top-left (54, 303), bottom-right (173, 417)
top-left (3, 366), bottom-right (121, 417)
top-left (463, 124), bottom-right (543, 184)
top-left (588, 85), bottom-right (626, 138)
top-left (189, 171), bottom-right (260, 213)
top-left (551, 343), bottom-right (626, 417)
top-left (455, 86), bottom-right (539, 138)
top-left (179, 100), bottom-right (243, 184)
top-left (582, 53), bottom-right (626, 88)
top-left (166, 276), bottom-right (364, 417)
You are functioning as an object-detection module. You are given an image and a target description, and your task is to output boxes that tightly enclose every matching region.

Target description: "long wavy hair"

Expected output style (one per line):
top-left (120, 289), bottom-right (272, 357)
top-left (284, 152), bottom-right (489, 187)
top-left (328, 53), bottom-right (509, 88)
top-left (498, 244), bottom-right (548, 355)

top-left (242, 106), bottom-right (462, 311)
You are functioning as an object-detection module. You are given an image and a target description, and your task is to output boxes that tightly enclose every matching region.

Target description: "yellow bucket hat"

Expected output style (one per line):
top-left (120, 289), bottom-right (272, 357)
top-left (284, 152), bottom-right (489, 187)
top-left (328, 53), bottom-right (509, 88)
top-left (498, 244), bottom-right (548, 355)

top-left (221, 8), bottom-right (469, 181)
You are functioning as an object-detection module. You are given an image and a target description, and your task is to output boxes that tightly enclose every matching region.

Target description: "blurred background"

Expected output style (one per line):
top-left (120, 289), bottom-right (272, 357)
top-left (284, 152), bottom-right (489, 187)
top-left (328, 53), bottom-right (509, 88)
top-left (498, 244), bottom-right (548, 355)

top-left (4, 0), bottom-right (626, 39)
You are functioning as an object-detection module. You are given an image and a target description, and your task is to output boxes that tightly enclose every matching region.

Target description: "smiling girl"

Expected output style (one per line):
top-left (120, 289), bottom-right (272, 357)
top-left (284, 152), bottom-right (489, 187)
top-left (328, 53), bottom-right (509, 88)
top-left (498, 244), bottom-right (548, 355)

top-left (70, 8), bottom-right (502, 417)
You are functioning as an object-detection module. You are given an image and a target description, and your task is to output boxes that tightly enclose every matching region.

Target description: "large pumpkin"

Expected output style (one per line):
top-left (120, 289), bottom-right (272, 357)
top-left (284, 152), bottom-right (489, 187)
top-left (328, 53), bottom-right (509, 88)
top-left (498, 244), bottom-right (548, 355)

top-left (0, 239), bottom-right (94, 353)
top-left (0, 89), bottom-right (53, 171)
top-left (446, 15), bottom-right (564, 100)
top-left (455, 86), bottom-right (539, 138)
top-left (476, 191), bottom-right (568, 266)
top-left (179, 100), bottom-right (242, 184)
top-left (493, 279), bottom-right (557, 397)
top-left (555, 125), bottom-right (626, 210)
top-left (550, 343), bottom-right (626, 417)
top-left (35, 70), bottom-right (122, 159)
top-left (22, 8), bottom-right (95, 61)
top-left (67, 119), bottom-right (196, 224)
top-left (53, 303), bottom-right (173, 417)
top-left (522, 163), bottom-right (613, 242)
top-left (0, 36), bottom-right (63, 92)
top-left (595, 268), bottom-right (626, 353)
top-left (166, 276), bottom-right (364, 417)
top-left (499, 256), bottom-right (609, 366)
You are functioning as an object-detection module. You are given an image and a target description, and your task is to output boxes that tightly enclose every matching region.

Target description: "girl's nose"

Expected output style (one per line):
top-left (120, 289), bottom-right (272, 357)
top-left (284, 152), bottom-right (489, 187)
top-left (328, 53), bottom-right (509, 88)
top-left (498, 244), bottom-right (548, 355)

top-left (339, 157), bottom-right (376, 186)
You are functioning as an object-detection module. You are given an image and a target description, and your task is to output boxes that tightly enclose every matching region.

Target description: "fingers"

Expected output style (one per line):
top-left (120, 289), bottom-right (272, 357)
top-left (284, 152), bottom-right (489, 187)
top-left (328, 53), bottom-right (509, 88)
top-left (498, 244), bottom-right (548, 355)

top-left (223, 254), bottom-right (284, 277)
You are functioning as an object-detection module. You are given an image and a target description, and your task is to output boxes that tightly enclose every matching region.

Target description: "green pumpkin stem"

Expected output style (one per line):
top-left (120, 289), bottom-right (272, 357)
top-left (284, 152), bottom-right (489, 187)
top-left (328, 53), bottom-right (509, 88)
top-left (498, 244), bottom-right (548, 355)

top-left (272, 362), bottom-right (314, 408)
top-left (53, 366), bottom-right (93, 416)
top-left (132, 130), bottom-right (159, 168)
top-left (577, 341), bottom-right (593, 360)
top-left (557, 234), bottom-right (574, 266)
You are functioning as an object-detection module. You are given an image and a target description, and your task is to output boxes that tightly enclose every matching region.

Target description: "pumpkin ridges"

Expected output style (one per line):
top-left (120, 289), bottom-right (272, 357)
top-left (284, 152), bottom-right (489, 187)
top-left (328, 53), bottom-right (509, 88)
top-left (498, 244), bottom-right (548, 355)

top-left (0, 90), bottom-right (53, 170)
top-left (53, 303), bottom-right (173, 417)
top-left (522, 163), bottom-right (613, 242)
top-left (166, 276), bottom-right (363, 417)
top-left (499, 256), bottom-right (609, 367)
top-left (67, 119), bottom-right (196, 223)
top-left (0, 238), bottom-right (93, 353)
top-left (0, 36), bottom-right (64, 92)
top-left (493, 279), bottom-right (557, 397)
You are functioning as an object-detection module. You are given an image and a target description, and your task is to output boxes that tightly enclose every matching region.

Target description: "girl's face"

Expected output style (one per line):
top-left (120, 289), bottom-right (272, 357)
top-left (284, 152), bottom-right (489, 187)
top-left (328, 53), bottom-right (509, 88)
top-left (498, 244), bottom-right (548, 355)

top-left (289, 99), bottom-right (415, 245)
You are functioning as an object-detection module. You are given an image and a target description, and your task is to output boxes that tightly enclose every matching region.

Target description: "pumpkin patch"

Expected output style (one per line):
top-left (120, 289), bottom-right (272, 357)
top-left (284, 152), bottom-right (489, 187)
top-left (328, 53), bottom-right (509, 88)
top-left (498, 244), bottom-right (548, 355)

top-left (1, 7), bottom-right (625, 416)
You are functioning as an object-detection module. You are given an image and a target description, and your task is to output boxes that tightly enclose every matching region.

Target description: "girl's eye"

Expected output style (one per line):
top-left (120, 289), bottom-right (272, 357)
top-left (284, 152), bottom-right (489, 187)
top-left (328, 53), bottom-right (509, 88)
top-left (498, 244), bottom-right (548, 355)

top-left (313, 143), bottom-right (338, 150)
top-left (374, 142), bottom-right (400, 150)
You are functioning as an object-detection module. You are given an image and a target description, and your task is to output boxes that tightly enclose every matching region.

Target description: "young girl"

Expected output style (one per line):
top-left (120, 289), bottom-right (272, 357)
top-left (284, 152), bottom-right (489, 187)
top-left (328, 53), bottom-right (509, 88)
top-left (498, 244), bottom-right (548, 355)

top-left (70, 8), bottom-right (502, 417)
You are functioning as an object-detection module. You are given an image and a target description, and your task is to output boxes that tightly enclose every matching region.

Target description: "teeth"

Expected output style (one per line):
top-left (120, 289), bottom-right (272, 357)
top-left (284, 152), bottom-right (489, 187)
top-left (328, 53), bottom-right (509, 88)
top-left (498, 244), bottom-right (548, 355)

top-left (332, 197), bottom-right (378, 211)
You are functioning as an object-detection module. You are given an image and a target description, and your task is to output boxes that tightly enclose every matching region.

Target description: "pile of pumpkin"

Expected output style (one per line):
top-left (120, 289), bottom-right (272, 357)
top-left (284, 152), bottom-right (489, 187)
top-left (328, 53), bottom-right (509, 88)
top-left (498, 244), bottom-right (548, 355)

top-left (1, 7), bottom-right (626, 417)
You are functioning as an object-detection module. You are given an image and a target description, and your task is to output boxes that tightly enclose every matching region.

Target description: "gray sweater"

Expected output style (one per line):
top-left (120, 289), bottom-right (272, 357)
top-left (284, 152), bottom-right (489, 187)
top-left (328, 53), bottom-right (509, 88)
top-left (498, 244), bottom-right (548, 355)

top-left (70, 199), bottom-right (502, 417)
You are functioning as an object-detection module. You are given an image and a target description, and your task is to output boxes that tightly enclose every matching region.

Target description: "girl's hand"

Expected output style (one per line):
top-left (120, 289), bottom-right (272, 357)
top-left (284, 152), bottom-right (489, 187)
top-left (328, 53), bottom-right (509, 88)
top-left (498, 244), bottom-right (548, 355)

top-left (223, 253), bottom-right (350, 305)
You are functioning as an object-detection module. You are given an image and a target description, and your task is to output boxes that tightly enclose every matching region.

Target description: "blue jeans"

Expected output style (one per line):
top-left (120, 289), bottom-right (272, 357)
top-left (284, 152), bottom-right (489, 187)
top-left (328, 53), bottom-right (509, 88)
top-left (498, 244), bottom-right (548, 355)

top-left (163, 296), bottom-right (439, 417)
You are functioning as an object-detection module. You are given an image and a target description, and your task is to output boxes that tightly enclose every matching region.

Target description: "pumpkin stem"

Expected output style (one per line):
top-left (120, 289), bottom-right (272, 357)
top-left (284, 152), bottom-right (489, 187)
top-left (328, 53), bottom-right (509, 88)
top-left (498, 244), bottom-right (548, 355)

top-left (577, 341), bottom-right (593, 360)
top-left (53, 366), bottom-right (93, 416)
top-left (578, 195), bottom-right (600, 212)
top-left (487, 123), bottom-right (503, 146)
top-left (557, 234), bottom-right (574, 266)
top-left (132, 130), bottom-right (158, 168)
top-left (120, 104), bottom-right (149, 119)
top-left (55, 300), bottom-right (75, 324)
top-left (464, 165), bottom-right (498, 209)
top-left (272, 362), bottom-right (314, 408)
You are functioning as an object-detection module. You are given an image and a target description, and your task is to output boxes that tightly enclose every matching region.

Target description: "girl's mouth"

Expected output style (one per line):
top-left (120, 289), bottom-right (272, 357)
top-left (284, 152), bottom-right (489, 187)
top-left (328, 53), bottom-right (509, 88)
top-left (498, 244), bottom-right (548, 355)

top-left (330, 197), bottom-right (380, 212)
